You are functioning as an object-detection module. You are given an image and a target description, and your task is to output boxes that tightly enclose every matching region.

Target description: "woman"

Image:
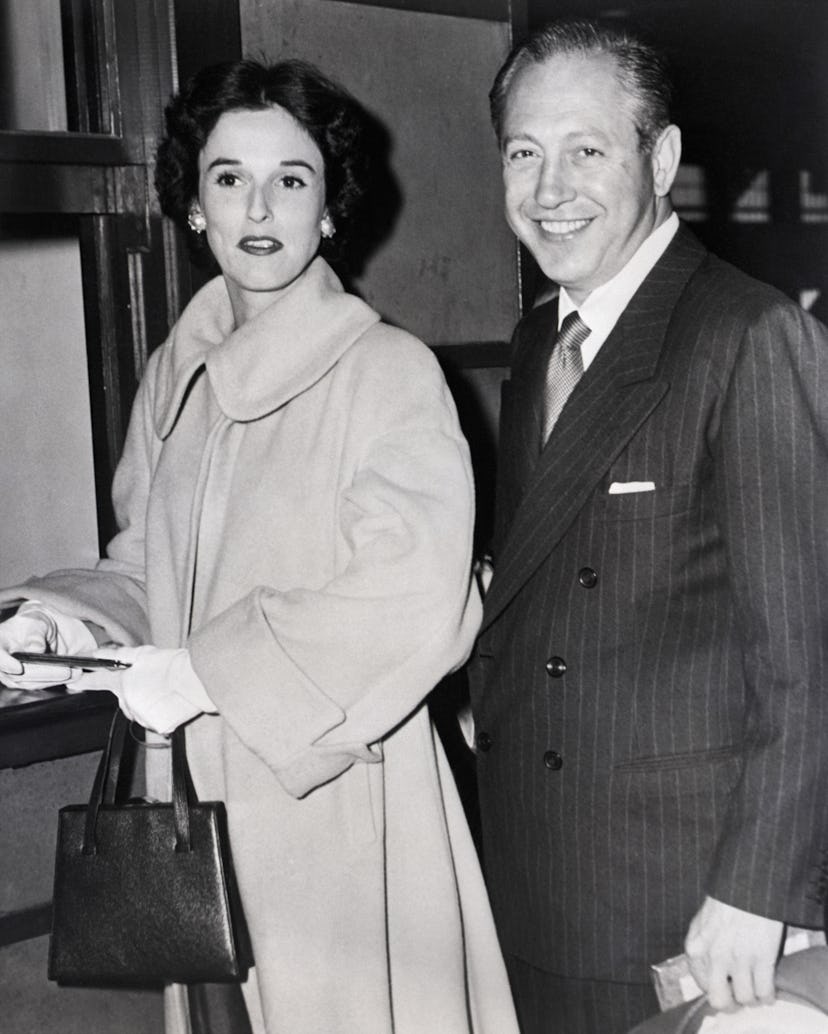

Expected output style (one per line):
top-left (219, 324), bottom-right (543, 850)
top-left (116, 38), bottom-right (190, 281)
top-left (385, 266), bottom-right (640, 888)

top-left (0, 60), bottom-right (517, 1034)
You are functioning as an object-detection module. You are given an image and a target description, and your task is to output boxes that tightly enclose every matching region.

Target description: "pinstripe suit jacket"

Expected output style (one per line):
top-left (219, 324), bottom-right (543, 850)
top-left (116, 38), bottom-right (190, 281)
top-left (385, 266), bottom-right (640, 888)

top-left (469, 225), bottom-right (828, 984)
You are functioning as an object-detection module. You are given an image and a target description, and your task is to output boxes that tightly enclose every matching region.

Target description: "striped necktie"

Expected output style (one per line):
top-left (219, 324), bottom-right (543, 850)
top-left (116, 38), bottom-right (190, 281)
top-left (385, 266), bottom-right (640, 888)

top-left (542, 310), bottom-right (590, 443)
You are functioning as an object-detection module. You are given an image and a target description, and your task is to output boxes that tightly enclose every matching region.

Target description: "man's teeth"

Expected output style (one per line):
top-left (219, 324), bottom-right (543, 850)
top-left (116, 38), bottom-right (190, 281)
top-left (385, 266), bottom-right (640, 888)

top-left (540, 219), bottom-right (590, 234)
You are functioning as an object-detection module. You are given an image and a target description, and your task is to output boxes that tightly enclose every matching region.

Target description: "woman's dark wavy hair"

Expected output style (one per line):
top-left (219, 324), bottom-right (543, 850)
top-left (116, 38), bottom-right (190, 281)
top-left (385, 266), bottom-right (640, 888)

top-left (490, 17), bottom-right (673, 155)
top-left (154, 58), bottom-right (371, 262)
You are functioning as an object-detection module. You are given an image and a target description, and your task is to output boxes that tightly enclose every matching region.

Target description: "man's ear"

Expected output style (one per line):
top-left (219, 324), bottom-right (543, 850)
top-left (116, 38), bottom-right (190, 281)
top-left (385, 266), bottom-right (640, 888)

top-left (652, 124), bottom-right (682, 197)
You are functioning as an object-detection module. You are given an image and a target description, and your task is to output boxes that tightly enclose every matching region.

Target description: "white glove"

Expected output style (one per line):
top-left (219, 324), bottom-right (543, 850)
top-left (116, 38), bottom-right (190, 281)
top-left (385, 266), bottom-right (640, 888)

top-left (69, 645), bottom-right (217, 735)
top-left (0, 601), bottom-right (98, 690)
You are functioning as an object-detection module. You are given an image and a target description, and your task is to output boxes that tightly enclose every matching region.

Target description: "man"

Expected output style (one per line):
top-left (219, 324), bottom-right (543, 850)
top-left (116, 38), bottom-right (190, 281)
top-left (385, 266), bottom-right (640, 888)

top-left (469, 17), bottom-right (828, 1034)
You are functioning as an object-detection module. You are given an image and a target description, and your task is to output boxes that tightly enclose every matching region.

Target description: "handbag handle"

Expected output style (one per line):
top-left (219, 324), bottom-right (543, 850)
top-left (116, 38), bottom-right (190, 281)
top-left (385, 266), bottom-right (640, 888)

top-left (82, 711), bottom-right (193, 855)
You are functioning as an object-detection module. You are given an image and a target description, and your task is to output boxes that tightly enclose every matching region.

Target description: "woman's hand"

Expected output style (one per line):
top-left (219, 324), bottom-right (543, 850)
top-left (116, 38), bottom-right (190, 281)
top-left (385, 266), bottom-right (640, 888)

top-left (69, 645), bottom-right (217, 734)
top-left (0, 602), bottom-right (97, 690)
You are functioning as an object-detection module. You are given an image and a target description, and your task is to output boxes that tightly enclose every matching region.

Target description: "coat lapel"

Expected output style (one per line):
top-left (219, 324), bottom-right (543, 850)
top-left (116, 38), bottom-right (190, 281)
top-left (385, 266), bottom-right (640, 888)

top-left (481, 227), bottom-right (707, 632)
top-left (154, 258), bottom-right (380, 437)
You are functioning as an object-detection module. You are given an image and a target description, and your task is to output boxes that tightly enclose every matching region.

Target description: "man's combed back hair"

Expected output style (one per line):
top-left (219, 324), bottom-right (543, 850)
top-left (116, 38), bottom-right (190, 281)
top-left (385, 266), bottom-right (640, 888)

top-left (489, 17), bottom-right (673, 154)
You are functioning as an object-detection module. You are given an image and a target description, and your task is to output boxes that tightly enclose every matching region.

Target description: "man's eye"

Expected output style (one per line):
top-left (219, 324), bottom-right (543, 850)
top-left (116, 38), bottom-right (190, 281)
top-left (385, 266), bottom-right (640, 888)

top-left (580, 148), bottom-right (602, 158)
top-left (507, 148), bottom-right (536, 162)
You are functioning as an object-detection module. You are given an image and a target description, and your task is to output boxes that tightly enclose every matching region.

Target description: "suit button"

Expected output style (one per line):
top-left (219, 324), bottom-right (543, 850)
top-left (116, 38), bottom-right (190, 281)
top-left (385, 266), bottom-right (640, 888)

top-left (578, 567), bottom-right (598, 588)
top-left (543, 750), bottom-right (563, 770)
top-left (545, 656), bottom-right (567, 677)
top-left (477, 731), bottom-right (493, 752)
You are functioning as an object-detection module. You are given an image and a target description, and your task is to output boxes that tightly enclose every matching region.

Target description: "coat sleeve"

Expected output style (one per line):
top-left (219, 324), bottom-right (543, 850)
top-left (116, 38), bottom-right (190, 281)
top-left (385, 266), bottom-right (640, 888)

top-left (0, 353), bottom-right (162, 646)
top-left (189, 340), bottom-right (483, 798)
top-left (707, 299), bottom-right (828, 924)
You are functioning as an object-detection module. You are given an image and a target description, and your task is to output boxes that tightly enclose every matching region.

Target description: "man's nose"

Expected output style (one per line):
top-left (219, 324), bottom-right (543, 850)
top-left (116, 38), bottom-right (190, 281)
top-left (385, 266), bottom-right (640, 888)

top-left (535, 157), bottom-right (575, 207)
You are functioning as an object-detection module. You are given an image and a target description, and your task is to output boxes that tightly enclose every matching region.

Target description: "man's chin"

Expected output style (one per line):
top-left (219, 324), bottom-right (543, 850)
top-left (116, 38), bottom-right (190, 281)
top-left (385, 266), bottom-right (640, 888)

top-left (531, 254), bottom-right (590, 294)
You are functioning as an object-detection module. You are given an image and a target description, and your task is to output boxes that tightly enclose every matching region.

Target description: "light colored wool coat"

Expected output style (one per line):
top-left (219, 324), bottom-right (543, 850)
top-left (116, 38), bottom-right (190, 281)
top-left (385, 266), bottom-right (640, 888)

top-left (6, 259), bottom-right (518, 1034)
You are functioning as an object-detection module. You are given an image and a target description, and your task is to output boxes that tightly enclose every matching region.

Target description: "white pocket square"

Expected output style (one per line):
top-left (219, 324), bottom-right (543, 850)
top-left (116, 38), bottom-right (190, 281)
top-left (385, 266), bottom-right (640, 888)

top-left (608, 481), bottom-right (656, 494)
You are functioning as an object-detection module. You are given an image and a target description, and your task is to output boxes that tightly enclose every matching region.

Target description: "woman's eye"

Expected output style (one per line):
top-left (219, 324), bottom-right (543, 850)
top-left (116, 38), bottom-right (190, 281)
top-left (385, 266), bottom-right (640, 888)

top-left (280, 175), bottom-right (306, 190)
top-left (216, 171), bottom-right (240, 187)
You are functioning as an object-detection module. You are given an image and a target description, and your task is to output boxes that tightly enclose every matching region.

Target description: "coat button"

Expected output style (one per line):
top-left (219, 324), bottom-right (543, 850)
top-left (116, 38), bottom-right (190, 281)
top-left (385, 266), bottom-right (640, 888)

top-left (543, 750), bottom-right (563, 770)
top-left (477, 731), bottom-right (493, 752)
top-left (545, 656), bottom-right (567, 677)
top-left (578, 567), bottom-right (598, 588)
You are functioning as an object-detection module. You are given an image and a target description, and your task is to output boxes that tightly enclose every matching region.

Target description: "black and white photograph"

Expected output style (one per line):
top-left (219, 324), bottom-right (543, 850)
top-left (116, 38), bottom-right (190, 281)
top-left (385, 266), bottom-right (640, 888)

top-left (1, 3), bottom-right (826, 1033)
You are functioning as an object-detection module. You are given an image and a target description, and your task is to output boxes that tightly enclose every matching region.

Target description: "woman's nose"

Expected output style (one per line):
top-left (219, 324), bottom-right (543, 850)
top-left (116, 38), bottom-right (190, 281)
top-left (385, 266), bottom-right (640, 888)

top-left (246, 185), bottom-right (272, 222)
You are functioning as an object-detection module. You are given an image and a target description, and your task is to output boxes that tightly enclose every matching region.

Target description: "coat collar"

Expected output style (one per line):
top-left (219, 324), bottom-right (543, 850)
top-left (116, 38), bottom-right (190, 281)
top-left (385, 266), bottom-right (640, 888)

top-left (481, 225), bottom-right (707, 633)
top-left (154, 257), bottom-right (380, 437)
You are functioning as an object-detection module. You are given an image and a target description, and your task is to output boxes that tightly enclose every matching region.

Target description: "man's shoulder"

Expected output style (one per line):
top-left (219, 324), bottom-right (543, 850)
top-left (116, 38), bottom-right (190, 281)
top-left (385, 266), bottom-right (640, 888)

top-left (677, 249), bottom-right (828, 352)
top-left (687, 248), bottom-right (788, 307)
top-left (667, 226), bottom-right (806, 323)
top-left (660, 236), bottom-right (828, 365)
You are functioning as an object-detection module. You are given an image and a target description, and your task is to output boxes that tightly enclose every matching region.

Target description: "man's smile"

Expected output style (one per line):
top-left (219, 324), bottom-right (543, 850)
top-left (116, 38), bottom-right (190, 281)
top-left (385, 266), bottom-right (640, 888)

top-left (537, 217), bottom-right (593, 237)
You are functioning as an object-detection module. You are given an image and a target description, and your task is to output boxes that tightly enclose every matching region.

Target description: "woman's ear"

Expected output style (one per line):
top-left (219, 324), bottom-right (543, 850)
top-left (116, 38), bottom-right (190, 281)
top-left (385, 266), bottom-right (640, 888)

top-left (188, 204), bottom-right (207, 234)
top-left (320, 212), bottom-right (336, 239)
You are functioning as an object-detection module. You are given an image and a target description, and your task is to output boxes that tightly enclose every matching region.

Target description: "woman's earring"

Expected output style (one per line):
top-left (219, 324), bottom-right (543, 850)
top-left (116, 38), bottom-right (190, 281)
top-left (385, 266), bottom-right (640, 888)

top-left (320, 214), bottom-right (336, 239)
top-left (188, 209), bottom-right (207, 234)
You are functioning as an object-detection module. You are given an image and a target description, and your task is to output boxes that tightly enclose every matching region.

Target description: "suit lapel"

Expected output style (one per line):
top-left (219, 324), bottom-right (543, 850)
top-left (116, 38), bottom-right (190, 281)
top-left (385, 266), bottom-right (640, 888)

top-left (495, 298), bottom-right (559, 543)
top-left (482, 227), bottom-right (707, 632)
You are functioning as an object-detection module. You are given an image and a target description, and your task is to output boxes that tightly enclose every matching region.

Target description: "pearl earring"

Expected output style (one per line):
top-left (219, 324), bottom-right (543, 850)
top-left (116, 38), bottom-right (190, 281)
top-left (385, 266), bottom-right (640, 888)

top-left (188, 209), bottom-right (207, 234)
top-left (320, 214), bottom-right (336, 239)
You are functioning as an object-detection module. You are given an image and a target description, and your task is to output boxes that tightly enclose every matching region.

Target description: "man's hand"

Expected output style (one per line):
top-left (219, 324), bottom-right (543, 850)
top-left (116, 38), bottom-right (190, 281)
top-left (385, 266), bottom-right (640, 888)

top-left (684, 896), bottom-right (783, 1011)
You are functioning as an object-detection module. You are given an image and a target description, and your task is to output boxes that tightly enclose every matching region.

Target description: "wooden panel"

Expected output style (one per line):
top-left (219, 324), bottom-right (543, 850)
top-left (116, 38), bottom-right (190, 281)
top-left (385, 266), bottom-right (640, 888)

top-left (240, 0), bottom-right (519, 346)
top-left (0, 693), bottom-right (116, 769)
top-left (0, 904), bottom-right (52, 948)
top-left (0, 5), bottom-right (68, 132)
top-left (174, 0), bottom-right (243, 86)
top-left (323, 0), bottom-right (509, 19)
top-left (0, 164), bottom-right (110, 214)
top-left (0, 229), bottom-right (102, 581)
top-left (433, 341), bottom-right (510, 368)
top-left (0, 132), bottom-right (128, 164)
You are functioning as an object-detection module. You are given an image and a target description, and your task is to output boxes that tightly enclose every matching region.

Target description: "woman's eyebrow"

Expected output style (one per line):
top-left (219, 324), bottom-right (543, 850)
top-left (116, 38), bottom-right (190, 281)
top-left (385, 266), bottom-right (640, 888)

top-left (205, 156), bottom-right (240, 170)
top-left (204, 157), bottom-right (318, 172)
top-left (280, 159), bottom-right (317, 173)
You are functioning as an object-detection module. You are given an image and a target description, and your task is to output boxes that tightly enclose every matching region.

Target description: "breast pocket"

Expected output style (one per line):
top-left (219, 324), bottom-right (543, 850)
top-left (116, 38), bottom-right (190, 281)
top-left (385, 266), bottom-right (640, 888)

top-left (584, 479), bottom-right (703, 640)
top-left (597, 481), bottom-right (695, 522)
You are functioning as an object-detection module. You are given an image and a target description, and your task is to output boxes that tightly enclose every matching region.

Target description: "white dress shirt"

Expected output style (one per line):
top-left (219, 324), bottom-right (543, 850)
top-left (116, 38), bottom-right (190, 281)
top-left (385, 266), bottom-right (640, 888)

top-left (557, 211), bottom-right (680, 371)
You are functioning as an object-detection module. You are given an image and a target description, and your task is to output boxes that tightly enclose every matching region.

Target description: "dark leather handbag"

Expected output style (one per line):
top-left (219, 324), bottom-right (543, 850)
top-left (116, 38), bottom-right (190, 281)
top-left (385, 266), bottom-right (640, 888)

top-left (48, 710), bottom-right (252, 987)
